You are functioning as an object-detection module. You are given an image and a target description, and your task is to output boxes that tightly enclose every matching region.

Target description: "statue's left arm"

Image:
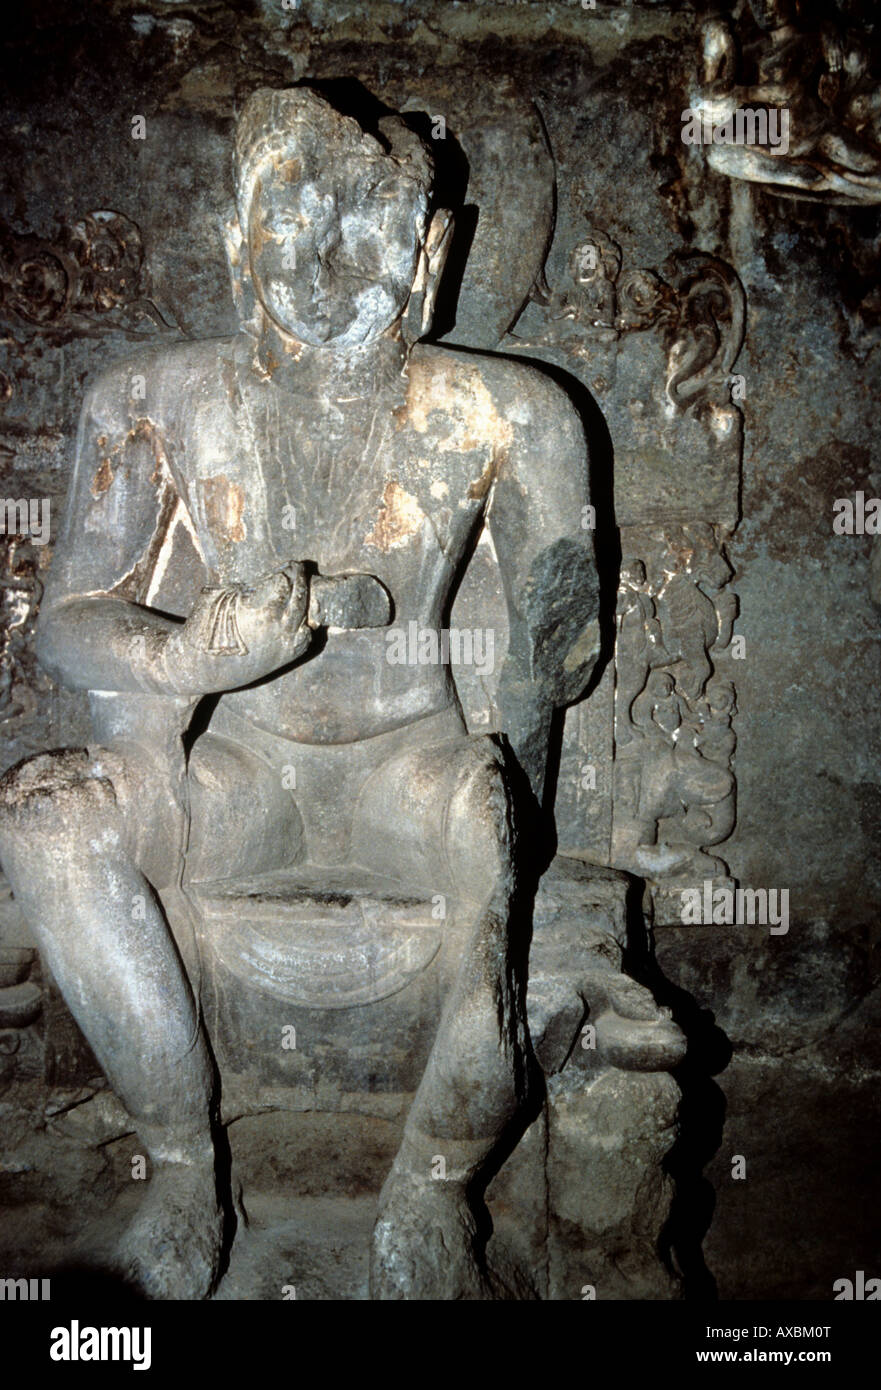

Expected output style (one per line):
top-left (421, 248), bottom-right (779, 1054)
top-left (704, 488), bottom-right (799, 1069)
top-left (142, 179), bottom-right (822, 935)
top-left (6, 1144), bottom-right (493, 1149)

top-left (485, 368), bottom-right (601, 807)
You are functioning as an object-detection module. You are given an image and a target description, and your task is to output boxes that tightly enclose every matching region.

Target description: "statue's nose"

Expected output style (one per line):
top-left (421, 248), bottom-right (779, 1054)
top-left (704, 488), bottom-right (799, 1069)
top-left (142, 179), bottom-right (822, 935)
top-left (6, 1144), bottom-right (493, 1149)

top-left (314, 244), bottom-right (338, 296)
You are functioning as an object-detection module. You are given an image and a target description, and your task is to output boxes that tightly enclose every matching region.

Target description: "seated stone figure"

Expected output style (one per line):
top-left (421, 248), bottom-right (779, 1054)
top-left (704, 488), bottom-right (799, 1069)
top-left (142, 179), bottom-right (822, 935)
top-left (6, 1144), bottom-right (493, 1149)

top-left (0, 88), bottom-right (605, 1299)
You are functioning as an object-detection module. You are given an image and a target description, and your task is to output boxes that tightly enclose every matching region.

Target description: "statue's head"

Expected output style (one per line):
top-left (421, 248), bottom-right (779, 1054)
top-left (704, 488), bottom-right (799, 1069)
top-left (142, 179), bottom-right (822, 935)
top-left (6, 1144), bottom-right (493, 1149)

top-left (649, 671), bottom-right (676, 698)
top-left (233, 88), bottom-right (450, 349)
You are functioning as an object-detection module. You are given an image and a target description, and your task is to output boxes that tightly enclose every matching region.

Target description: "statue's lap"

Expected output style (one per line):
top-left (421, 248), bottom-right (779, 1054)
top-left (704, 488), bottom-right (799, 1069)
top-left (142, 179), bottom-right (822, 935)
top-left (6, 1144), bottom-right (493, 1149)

top-left (183, 702), bottom-right (495, 889)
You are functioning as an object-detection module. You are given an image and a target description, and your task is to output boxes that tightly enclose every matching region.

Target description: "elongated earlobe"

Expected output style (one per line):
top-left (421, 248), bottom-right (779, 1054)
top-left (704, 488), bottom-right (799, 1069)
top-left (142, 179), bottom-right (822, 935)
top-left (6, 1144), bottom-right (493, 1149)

top-left (402, 209), bottom-right (454, 347)
top-left (220, 209), bottom-right (259, 332)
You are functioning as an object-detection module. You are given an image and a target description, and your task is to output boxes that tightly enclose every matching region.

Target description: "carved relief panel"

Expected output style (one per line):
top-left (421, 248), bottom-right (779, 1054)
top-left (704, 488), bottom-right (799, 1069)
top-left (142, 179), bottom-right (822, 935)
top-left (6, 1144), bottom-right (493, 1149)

top-left (500, 228), bottom-right (745, 922)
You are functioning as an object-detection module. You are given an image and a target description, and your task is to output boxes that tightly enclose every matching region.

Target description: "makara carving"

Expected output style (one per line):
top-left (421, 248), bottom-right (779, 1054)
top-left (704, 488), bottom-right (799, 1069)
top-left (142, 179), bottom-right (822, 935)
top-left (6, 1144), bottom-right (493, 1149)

top-left (520, 232), bottom-right (745, 417)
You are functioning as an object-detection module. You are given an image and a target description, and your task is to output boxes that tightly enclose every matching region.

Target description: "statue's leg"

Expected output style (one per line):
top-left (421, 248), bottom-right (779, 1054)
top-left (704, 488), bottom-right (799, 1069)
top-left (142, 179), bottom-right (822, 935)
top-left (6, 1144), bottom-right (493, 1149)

top-left (0, 746), bottom-right (221, 1298)
top-left (351, 733), bottom-right (540, 1299)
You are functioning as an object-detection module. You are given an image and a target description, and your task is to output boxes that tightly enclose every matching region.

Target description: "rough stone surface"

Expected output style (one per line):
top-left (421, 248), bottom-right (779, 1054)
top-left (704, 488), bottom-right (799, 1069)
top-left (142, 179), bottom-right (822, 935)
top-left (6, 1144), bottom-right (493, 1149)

top-left (0, 0), bottom-right (877, 1302)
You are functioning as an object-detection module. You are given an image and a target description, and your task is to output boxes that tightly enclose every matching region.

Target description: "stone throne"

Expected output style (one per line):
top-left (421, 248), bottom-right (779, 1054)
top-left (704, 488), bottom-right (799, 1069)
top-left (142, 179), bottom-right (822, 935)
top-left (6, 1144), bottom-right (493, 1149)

top-left (0, 82), bottom-right (688, 1301)
top-left (187, 858), bottom-right (684, 1300)
top-left (177, 638), bottom-right (685, 1303)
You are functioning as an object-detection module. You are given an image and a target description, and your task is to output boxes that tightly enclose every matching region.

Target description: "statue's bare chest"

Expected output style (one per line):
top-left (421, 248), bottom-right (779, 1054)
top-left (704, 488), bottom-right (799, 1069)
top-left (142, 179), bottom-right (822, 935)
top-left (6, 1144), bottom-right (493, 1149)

top-left (182, 369), bottom-right (492, 588)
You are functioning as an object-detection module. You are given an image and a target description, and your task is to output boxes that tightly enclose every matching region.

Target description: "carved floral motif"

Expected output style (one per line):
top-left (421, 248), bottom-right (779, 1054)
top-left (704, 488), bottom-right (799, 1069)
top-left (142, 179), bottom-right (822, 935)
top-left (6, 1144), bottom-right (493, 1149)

top-left (0, 211), bottom-right (173, 334)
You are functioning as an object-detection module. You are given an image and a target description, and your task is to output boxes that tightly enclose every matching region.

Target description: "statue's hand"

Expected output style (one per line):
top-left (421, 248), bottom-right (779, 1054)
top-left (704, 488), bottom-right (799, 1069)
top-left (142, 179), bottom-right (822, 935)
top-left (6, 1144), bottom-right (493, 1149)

top-left (160, 564), bottom-right (391, 695)
top-left (307, 571), bottom-right (392, 631)
top-left (234, 562), bottom-right (312, 669)
top-left (163, 562), bottom-right (311, 692)
top-left (235, 566), bottom-right (392, 650)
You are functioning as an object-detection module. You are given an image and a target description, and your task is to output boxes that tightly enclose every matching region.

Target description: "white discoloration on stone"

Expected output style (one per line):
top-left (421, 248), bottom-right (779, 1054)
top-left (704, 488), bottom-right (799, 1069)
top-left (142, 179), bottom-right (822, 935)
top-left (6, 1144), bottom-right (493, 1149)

top-left (506, 400), bottom-right (532, 425)
top-left (145, 496), bottom-right (204, 605)
top-left (364, 480), bottom-right (425, 551)
top-left (404, 360), bottom-right (514, 460)
top-left (200, 474), bottom-right (247, 544)
top-left (477, 527), bottom-right (499, 564)
top-left (89, 827), bottom-right (121, 853)
top-left (708, 403), bottom-right (736, 436)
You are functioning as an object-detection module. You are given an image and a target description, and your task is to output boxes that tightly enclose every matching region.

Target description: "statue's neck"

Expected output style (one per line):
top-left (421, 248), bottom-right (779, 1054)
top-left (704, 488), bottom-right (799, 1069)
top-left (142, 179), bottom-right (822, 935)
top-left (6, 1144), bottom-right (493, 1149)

top-left (251, 312), bottom-right (410, 404)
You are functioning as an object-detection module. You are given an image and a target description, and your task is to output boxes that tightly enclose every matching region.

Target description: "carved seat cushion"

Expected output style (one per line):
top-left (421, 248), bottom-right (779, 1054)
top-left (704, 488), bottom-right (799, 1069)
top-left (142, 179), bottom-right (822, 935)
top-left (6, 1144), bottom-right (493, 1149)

top-left (190, 856), bottom-right (643, 1072)
top-left (191, 867), bottom-right (443, 1010)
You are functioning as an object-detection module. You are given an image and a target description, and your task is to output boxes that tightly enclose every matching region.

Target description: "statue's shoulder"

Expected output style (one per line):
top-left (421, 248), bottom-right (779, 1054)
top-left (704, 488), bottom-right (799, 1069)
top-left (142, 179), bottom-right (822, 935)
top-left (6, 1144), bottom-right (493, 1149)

top-left (80, 335), bottom-right (243, 432)
top-left (407, 342), bottom-right (579, 431)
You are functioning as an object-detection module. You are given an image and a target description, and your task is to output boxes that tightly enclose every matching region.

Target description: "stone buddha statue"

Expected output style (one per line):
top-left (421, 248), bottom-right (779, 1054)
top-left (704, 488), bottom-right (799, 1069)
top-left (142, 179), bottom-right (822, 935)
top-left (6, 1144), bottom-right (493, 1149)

top-left (0, 87), bottom-right (606, 1298)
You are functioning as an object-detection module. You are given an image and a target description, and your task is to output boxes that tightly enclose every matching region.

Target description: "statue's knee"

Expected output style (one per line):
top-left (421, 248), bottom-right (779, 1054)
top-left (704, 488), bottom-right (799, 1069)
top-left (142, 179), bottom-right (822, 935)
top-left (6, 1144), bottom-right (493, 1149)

top-left (351, 735), bottom-right (514, 898)
top-left (443, 742), bottom-right (515, 905)
top-left (0, 748), bottom-right (120, 855)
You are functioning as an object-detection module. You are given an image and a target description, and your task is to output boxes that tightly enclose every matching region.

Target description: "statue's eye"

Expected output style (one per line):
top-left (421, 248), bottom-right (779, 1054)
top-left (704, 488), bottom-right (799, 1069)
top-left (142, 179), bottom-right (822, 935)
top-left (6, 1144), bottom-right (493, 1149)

top-left (336, 246), bottom-right (379, 276)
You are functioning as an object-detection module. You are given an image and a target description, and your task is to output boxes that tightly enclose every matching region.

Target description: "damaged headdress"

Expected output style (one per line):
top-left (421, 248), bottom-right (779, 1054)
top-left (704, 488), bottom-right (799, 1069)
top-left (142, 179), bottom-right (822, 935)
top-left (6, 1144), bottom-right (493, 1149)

top-left (222, 86), bottom-right (435, 331)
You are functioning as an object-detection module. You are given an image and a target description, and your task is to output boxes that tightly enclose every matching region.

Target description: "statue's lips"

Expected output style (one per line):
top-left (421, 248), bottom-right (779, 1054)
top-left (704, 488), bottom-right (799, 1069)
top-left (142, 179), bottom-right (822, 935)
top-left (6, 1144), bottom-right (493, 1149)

top-left (297, 298), bottom-right (346, 326)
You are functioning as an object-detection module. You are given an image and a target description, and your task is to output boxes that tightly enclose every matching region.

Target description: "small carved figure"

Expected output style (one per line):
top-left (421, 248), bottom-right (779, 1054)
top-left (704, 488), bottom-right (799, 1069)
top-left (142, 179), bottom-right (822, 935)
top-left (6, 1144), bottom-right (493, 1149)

top-left (612, 528), bottom-right (738, 887)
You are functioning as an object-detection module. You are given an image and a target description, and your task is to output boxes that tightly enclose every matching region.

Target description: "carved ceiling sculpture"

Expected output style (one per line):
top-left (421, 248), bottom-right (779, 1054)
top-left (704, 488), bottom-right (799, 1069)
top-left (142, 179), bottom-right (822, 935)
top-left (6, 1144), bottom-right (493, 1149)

top-left (692, 0), bottom-right (881, 203)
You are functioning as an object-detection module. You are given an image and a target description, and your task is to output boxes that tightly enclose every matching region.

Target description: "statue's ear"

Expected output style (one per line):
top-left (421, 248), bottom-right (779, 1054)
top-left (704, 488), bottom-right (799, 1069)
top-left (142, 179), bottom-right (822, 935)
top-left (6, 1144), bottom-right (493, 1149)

top-left (220, 208), bottom-right (259, 332)
top-left (402, 209), bottom-right (454, 347)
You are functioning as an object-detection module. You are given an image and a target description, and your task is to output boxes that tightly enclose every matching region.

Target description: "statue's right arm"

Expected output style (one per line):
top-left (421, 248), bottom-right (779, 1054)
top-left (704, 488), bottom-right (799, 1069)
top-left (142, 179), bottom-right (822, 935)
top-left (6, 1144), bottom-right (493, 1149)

top-left (35, 372), bottom-right (312, 698)
top-left (37, 575), bottom-right (312, 698)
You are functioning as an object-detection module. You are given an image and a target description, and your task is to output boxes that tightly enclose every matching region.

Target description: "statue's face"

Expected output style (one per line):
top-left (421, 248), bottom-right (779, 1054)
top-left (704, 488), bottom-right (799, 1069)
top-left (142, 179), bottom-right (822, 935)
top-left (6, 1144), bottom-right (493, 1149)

top-left (246, 140), bottom-right (427, 348)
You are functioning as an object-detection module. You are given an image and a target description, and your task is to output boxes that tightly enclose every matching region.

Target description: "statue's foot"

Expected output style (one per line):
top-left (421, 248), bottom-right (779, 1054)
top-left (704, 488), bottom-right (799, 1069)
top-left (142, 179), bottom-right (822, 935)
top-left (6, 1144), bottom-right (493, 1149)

top-left (115, 1159), bottom-right (224, 1300)
top-left (370, 1170), bottom-right (524, 1301)
top-left (630, 843), bottom-right (695, 876)
top-left (584, 971), bottom-right (686, 1072)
